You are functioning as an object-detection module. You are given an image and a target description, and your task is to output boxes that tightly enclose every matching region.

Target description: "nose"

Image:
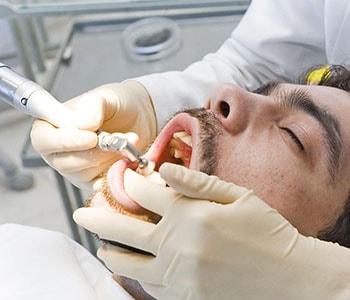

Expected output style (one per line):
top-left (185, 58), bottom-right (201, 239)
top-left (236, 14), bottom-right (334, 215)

top-left (208, 83), bottom-right (270, 134)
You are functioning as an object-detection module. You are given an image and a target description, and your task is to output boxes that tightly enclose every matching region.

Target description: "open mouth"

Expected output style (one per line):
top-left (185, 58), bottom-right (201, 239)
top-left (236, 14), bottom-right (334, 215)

top-left (143, 111), bottom-right (201, 171)
top-left (87, 111), bottom-right (202, 222)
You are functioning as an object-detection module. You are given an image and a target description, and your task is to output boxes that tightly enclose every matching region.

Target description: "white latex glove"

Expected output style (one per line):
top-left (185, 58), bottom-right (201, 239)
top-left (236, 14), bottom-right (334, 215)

top-left (74, 163), bottom-right (350, 300)
top-left (30, 81), bottom-right (157, 190)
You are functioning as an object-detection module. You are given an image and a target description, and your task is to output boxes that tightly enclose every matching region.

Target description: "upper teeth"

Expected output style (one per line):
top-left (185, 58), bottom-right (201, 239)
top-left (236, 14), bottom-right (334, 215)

top-left (137, 131), bottom-right (193, 186)
top-left (173, 131), bottom-right (192, 146)
top-left (170, 131), bottom-right (192, 159)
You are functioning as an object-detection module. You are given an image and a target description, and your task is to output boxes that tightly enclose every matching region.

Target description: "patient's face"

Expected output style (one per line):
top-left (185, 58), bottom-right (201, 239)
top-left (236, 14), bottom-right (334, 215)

top-left (92, 82), bottom-right (350, 238)
top-left (140, 82), bottom-right (350, 237)
top-left (89, 81), bottom-right (350, 299)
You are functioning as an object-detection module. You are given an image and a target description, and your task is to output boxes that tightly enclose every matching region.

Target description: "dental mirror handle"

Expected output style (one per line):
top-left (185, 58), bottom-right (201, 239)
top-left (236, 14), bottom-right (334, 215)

top-left (0, 63), bottom-right (75, 128)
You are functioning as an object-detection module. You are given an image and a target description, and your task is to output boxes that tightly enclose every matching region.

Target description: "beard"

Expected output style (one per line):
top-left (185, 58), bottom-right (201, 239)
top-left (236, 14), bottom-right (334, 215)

top-left (317, 195), bottom-right (350, 248)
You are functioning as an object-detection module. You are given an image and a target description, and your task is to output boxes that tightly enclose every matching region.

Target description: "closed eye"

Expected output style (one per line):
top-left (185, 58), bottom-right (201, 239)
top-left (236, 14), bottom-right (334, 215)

top-left (281, 127), bottom-right (305, 151)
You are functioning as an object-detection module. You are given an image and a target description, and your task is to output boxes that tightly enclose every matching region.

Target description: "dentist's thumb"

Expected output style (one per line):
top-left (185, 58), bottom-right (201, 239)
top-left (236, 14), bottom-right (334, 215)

top-left (159, 163), bottom-right (249, 204)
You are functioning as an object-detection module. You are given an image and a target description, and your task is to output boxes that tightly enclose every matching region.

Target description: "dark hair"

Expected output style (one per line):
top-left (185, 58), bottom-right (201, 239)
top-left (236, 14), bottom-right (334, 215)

top-left (299, 65), bottom-right (350, 247)
top-left (318, 200), bottom-right (350, 248)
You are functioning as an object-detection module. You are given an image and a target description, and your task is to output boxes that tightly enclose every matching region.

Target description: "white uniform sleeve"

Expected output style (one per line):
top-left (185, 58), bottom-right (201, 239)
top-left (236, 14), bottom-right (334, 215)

top-left (136, 0), bottom-right (326, 128)
top-left (0, 224), bottom-right (134, 300)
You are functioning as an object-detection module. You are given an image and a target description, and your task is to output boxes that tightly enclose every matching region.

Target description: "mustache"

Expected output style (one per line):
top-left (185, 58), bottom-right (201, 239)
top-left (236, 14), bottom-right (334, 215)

top-left (177, 108), bottom-right (223, 175)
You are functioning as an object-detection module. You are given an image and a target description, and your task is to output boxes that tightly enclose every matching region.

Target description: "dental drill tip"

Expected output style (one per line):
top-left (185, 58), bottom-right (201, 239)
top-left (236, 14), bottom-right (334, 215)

top-left (137, 160), bottom-right (155, 176)
top-left (138, 158), bottom-right (148, 169)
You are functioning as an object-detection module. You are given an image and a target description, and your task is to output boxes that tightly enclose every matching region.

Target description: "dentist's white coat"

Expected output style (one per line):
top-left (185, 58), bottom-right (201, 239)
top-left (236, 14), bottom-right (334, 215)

top-left (137, 0), bottom-right (350, 128)
top-left (0, 224), bottom-right (134, 300)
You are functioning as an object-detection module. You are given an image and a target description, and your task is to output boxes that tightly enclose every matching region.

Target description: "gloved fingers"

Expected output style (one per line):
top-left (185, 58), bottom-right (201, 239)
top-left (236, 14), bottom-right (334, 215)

top-left (124, 169), bottom-right (180, 215)
top-left (73, 207), bottom-right (159, 254)
top-left (47, 149), bottom-right (119, 173)
top-left (61, 158), bottom-right (117, 191)
top-left (31, 119), bottom-right (97, 155)
top-left (73, 92), bottom-right (106, 131)
top-left (68, 156), bottom-right (118, 181)
top-left (64, 86), bottom-right (119, 130)
top-left (159, 163), bottom-right (250, 204)
top-left (97, 243), bottom-right (164, 285)
top-left (42, 154), bottom-right (117, 191)
top-left (82, 84), bottom-right (126, 133)
top-left (65, 174), bottom-right (94, 191)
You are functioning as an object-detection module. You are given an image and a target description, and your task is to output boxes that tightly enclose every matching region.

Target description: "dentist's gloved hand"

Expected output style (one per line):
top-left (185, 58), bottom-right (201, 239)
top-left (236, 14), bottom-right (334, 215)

top-left (30, 81), bottom-right (157, 190)
top-left (74, 163), bottom-right (350, 300)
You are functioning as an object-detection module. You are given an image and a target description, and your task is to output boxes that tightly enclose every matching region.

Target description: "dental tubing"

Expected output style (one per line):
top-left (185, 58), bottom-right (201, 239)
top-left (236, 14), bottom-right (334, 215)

top-left (0, 63), bottom-right (153, 174)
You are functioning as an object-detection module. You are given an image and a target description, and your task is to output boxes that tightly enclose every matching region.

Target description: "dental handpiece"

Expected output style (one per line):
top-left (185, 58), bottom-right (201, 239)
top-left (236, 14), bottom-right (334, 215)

top-left (0, 63), bottom-right (150, 171)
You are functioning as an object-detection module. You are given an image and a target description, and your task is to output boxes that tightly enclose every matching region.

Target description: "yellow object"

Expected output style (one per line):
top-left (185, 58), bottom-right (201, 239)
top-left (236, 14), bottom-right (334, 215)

top-left (306, 65), bottom-right (331, 84)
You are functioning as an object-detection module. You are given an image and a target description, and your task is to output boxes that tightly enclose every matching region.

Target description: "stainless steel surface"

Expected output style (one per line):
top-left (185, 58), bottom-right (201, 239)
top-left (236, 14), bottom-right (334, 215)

top-left (52, 14), bottom-right (240, 100)
top-left (0, 63), bottom-right (25, 106)
top-left (0, 0), bottom-right (250, 91)
top-left (0, 63), bottom-right (76, 127)
top-left (123, 17), bottom-right (181, 62)
top-left (0, 1), bottom-right (250, 18)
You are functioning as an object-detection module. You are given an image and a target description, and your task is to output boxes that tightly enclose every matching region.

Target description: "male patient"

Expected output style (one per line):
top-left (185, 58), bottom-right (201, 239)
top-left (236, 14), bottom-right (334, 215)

top-left (85, 65), bottom-right (350, 299)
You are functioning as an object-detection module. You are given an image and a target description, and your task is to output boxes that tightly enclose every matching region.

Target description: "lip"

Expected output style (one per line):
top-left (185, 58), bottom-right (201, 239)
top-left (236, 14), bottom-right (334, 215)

top-left (106, 112), bottom-right (201, 213)
top-left (143, 112), bottom-right (201, 169)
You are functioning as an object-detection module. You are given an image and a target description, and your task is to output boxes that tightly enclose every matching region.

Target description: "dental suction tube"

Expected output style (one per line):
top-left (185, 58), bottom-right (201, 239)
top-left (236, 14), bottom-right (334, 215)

top-left (0, 63), bottom-right (75, 128)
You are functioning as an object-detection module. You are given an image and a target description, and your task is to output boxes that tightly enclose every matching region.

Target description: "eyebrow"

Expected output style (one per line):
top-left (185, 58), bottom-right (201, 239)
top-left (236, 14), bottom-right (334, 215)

top-left (255, 81), bottom-right (343, 181)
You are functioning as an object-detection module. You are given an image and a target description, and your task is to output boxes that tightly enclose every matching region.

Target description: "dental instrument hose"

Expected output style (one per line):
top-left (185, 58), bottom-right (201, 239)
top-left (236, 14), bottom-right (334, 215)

top-left (0, 63), bottom-right (150, 171)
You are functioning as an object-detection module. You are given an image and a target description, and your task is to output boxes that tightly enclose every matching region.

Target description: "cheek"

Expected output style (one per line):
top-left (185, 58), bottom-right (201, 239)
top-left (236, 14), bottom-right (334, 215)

top-left (214, 144), bottom-right (337, 236)
top-left (213, 132), bottom-right (287, 190)
top-left (215, 146), bottom-right (285, 196)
